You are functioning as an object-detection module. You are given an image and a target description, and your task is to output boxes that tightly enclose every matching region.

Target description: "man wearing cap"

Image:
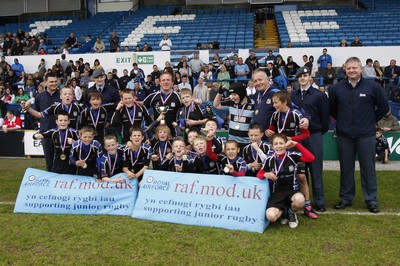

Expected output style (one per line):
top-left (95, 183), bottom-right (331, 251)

top-left (291, 66), bottom-right (330, 213)
top-left (85, 68), bottom-right (120, 107)
top-left (213, 82), bottom-right (256, 149)
top-left (329, 57), bottom-right (389, 213)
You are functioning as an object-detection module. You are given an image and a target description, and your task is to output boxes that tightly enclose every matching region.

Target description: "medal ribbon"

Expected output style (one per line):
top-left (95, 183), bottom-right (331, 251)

top-left (130, 147), bottom-right (141, 166)
top-left (59, 129), bottom-right (69, 154)
top-left (125, 106), bottom-right (136, 126)
top-left (257, 86), bottom-right (269, 111)
top-left (107, 152), bottom-right (118, 176)
top-left (89, 108), bottom-right (100, 130)
top-left (274, 152), bottom-right (287, 175)
top-left (235, 103), bottom-right (247, 123)
top-left (251, 142), bottom-right (262, 162)
top-left (160, 92), bottom-right (172, 107)
top-left (62, 103), bottom-right (72, 114)
top-left (158, 141), bottom-right (168, 160)
top-left (79, 141), bottom-right (92, 161)
top-left (277, 109), bottom-right (291, 134)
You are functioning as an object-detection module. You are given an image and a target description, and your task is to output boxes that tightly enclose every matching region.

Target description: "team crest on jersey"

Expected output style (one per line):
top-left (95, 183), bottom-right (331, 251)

top-left (101, 114), bottom-right (105, 119)
top-left (289, 165), bottom-right (294, 172)
top-left (290, 122), bottom-right (295, 128)
top-left (73, 111), bottom-right (78, 117)
top-left (167, 148), bottom-right (171, 153)
top-left (138, 112), bottom-right (142, 117)
top-left (209, 162), bottom-right (215, 167)
top-left (247, 105), bottom-right (252, 110)
top-left (266, 99), bottom-right (271, 104)
top-left (171, 102), bottom-right (176, 107)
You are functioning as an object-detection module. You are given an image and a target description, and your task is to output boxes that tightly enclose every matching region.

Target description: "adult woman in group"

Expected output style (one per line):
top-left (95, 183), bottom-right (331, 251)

top-left (13, 87), bottom-right (30, 104)
top-left (52, 59), bottom-right (64, 81)
top-left (217, 65), bottom-right (230, 90)
top-left (174, 71), bottom-right (182, 85)
top-left (92, 59), bottom-right (102, 70)
top-left (374, 60), bottom-right (384, 86)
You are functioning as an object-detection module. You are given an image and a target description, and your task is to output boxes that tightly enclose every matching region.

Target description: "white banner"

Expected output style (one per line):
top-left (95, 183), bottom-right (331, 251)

top-left (24, 130), bottom-right (44, 156)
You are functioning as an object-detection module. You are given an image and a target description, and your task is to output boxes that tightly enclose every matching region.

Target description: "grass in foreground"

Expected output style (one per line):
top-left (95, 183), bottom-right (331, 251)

top-left (1, 158), bottom-right (399, 265)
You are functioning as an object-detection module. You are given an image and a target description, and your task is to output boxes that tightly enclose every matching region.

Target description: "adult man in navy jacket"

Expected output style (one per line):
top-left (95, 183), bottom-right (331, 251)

top-left (329, 57), bottom-right (389, 213)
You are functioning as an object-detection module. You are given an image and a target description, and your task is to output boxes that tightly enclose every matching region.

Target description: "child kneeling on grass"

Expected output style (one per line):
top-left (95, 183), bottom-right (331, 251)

top-left (257, 133), bottom-right (315, 228)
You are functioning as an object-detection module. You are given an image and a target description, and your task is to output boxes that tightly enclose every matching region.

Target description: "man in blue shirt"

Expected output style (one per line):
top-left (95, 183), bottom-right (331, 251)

top-left (317, 48), bottom-right (332, 71)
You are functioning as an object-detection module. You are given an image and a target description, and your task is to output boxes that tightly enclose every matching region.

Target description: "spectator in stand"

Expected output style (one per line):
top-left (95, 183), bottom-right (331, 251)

top-left (373, 60), bottom-right (384, 86)
top-left (363, 58), bottom-right (376, 80)
top-left (11, 38), bottom-right (23, 56)
top-left (217, 65), bottom-right (231, 90)
top-left (234, 57), bottom-right (250, 83)
top-left (118, 69), bottom-right (131, 90)
top-left (93, 37), bottom-right (106, 53)
top-left (16, 28), bottom-right (24, 40)
top-left (92, 59), bottom-right (103, 70)
top-left (123, 46), bottom-right (129, 52)
top-left (384, 59), bottom-right (400, 96)
top-left (11, 58), bottom-right (24, 77)
top-left (106, 72), bottom-right (120, 90)
top-left (52, 59), bottom-right (64, 81)
top-left (189, 51), bottom-right (204, 81)
top-left (376, 110), bottom-right (400, 132)
top-left (317, 48), bottom-right (332, 71)
top-left (2, 110), bottom-right (21, 133)
top-left (336, 63), bottom-right (346, 82)
top-left (80, 69), bottom-right (91, 89)
top-left (37, 58), bottom-right (46, 78)
top-left (159, 34), bottom-right (172, 51)
top-left (25, 78), bottom-right (36, 99)
top-left (178, 75), bottom-right (191, 91)
top-left (23, 39), bottom-right (34, 55)
top-left (3, 36), bottom-right (13, 53)
top-left (338, 38), bottom-right (349, 47)
top-left (255, 8), bottom-right (266, 40)
top-left (247, 57), bottom-right (259, 79)
top-left (151, 65), bottom-right (161, 82)
top-left (321, 62), bottom-right (336, 90)
top-left (350, 36), bottom-right (363, 47)
top-left (142, 43), bottom-right (152, 51)
top-left (64, 32), bottom-right (78, 49)
top-left (265, 63), bottom-right (279, 79)
top-left (65, 60), bottom-right (76, 79)
top-left (38, 39), bottom-right (47, 53)
top-left (245, 50), bottom-right (258, 66)
top-left (176, 55), bottom-right (187, 70)
top-left (193, 77), bottom-right (209, 102)
top-left (1, 86), bottom-right (15, 104)
top-left (285, 56), bottom-right (300, 78)
top-left (33, 71), bottom-right (44, 88)
top-left (13, 87), bottom-right (29, 104)
top-left (265, 50), bottom-right (277, 66)
top-left (4, 68), bottom-right (17, 87)
top-left (224, 58), bottom-right (235, 79)
top-left (130, 63), bottom-right (145, 84)
top-left (173, 72), bottom-right (181, 86)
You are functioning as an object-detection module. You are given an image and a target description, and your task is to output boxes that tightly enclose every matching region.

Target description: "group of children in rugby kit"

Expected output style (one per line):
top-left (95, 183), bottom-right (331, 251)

top-left (26, 74), bottom-right (317, 229)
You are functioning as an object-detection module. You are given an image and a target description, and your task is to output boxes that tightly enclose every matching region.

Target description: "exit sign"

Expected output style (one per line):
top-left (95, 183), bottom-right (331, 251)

top-left (137, 55), bottom-right (154, 64)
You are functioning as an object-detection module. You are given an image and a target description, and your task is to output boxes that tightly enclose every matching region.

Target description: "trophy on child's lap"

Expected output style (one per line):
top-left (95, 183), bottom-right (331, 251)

top-left (156, 105), bottom-right (169, 125)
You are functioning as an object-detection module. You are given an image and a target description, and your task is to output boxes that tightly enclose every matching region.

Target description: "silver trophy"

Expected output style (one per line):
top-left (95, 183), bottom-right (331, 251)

top-left (156, 106), bottom-right (169, 125)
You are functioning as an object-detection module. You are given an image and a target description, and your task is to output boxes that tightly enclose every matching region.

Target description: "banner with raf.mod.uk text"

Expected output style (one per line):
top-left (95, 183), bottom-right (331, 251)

top-left (14, 168), bottom-right (138, 216)
top-left (132, 170), bottom-right (270, 233)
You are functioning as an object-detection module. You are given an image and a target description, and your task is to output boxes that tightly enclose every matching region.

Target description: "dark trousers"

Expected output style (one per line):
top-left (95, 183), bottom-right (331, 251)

top-left (302, 131), bottom-right (325, 206)
top-left (337, 135), bottom-right (378, 206)
top-left (42, 138), bottom-right (54, 171)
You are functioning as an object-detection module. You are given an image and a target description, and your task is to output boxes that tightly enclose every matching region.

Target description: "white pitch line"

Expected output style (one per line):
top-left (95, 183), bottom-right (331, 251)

top-left (319, 211), bottom-right (400, 216)
top-left (1, 202), bottom-right (399, 216)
